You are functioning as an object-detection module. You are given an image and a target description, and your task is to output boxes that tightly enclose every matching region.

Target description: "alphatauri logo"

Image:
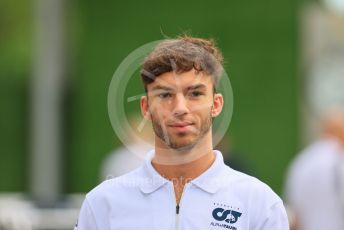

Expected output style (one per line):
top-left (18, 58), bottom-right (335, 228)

top-left (212, 208), bottom-right (242, 224)
top-left (210, 203), bottom-right (242, 229)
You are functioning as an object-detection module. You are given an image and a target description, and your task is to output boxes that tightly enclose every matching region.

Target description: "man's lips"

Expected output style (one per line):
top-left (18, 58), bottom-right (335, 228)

top-left (168, 122), bottom-right (194, 131)
top-left (169, 122), bottom-right (194, 127)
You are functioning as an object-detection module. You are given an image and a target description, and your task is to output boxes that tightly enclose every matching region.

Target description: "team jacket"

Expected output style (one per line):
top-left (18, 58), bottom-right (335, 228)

top-left (75, 150), bottom-right (289, 230)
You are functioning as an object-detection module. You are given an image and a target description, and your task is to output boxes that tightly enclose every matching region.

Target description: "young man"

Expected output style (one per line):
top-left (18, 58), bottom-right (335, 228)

top-left (75, 36), bottom-right (289, 229)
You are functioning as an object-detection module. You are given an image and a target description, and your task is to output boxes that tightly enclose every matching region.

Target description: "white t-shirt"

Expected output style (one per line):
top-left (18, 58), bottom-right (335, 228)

top-left (75, 150), bottom-right (289, 230)
top-left (285, 139), bottom-right (344, 230)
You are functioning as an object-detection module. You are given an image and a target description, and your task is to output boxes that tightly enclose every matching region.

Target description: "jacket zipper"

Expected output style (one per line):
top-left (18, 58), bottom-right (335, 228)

top-left (174, 184), bottom-right (188, 230)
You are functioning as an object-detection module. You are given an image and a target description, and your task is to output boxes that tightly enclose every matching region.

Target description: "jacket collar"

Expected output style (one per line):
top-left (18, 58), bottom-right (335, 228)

top-left (139, 150), bottom-right (226, 194)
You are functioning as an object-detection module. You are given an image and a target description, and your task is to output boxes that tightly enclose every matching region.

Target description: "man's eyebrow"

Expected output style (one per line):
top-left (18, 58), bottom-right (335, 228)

top-left (187, 84), bottom-right (207, 91)
top-left (151, 85), bottom-right (174, 91)
top-left (150, 83), bottom-right (207, 92)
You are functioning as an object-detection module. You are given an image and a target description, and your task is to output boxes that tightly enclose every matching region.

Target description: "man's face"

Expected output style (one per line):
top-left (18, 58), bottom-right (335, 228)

top-left (141, 69), bottom-right (223, 151)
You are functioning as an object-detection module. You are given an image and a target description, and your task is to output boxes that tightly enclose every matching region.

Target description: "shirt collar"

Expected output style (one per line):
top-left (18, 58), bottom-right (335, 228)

top-left (190, 150), bottom-right (226, 194)
top-left (139, 150), bottom-right (226, 194)
top-left (139, 150), bottom-right (169, 194)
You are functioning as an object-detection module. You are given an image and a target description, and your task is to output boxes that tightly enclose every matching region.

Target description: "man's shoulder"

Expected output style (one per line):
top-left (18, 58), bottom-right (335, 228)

top-left (86, 166), bottom-right (145, 201)
top-left (222, 166), bottom-right (282, 204)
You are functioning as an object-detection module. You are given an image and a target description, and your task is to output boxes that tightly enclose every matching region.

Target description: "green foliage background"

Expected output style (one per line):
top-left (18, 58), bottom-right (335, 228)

top-left (0, 0), bottom-right (300, 195)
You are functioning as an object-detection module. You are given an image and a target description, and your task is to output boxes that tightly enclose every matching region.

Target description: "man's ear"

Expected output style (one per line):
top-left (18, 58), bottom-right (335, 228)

top-left (211, 93), bottom-right (224, 118)
top-left (140, 95), bottom-right (151, 120)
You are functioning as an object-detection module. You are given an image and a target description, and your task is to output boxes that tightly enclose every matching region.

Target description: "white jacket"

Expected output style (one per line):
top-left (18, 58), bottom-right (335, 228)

top-left (75, 150), bottom-right (289, 230)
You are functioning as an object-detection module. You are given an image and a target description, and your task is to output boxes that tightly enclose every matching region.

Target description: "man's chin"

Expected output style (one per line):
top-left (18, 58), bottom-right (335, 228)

top-left (168, 140), bottom-right (197, 152)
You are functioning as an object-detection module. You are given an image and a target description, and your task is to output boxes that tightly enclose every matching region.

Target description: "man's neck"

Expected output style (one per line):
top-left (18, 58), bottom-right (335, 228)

top-left (152, 148), bottom-right (215, 182)
top-left (151, 132), bottom-right (215, 182)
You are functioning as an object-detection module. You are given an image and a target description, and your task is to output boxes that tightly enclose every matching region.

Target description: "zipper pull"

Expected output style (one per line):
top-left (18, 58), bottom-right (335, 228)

top-left (176, 204), bottom-right (180, 215)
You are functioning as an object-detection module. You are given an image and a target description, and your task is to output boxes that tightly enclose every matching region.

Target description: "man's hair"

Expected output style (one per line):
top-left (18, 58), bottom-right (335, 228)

top-left (140, 35), bottom-right (224, 93)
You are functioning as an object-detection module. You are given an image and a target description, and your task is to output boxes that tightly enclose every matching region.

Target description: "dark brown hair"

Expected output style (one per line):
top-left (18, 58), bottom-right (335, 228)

top-left (140, 35), bottom-right (224, 92)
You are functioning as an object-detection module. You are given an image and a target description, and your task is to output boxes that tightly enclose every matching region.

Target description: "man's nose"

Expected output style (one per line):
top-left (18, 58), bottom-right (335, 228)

top-left (172, 94), bottom-right (189, 117)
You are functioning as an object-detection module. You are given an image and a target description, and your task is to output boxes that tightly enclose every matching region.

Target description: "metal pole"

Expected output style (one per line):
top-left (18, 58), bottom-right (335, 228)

top-left (31, 0), bottom-right (66, 206)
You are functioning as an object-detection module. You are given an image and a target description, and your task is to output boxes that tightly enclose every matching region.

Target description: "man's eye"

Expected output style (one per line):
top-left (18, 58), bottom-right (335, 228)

top-left (189, 91), bottom-right (203, 97)
top-left (159, 92), bottom-right (172, 98)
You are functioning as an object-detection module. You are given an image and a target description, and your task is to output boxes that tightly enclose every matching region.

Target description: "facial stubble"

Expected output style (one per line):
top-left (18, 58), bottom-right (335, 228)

top-left (150, 109), bottom-right (213, 151)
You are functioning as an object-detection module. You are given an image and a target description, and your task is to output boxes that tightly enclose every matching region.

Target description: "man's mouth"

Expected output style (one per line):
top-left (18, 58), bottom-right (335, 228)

top-left (169, 122), bottom-right (194, 132)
